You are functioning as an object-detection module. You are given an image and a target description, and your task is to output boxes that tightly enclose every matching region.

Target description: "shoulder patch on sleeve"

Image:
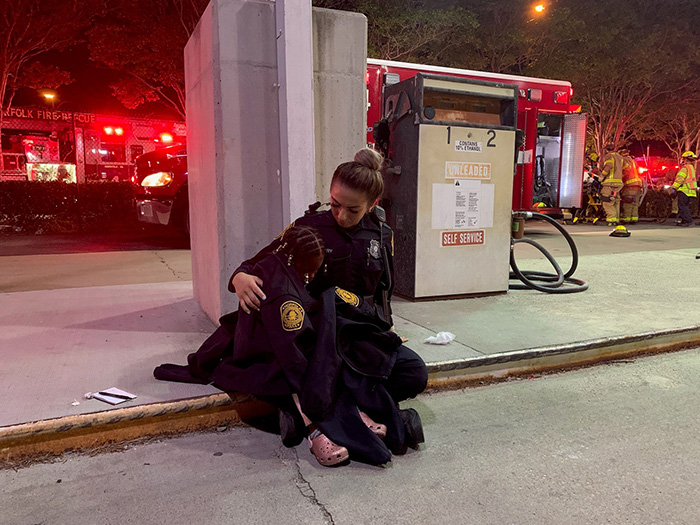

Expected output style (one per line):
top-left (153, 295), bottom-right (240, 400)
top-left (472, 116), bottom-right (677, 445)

top-left (335, 287), bottom-right (360, 307)
top-left (280, 300), bottom-right (305, 331)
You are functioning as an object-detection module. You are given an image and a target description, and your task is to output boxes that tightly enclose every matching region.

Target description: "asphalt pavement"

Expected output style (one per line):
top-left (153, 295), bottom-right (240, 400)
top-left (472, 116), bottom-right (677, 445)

top-left (1, 220), bottom-right (699, 462)
top-left (5, 347), bottom-right (700, 524)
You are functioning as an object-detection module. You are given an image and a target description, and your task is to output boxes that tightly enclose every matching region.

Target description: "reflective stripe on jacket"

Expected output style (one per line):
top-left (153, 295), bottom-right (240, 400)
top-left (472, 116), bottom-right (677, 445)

top-left (622, 156), bottom-right (642, 186)
top-left (673, 164), bottom-right (697, 197)
top-left (601, 152), bottom-right (624, 184)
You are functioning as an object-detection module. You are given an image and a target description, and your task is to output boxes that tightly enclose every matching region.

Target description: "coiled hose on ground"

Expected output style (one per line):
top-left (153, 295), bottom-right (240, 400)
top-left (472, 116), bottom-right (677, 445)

top-left (509, 211), bottom-right (589, 293)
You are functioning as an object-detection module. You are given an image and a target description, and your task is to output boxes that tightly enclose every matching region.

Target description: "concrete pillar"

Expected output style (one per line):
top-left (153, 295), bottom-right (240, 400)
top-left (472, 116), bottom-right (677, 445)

top-left (276, 1), bottom-right (316, 225)
top-left (312, 8), bottom-right (367, 200)
top-left (185, 1), bottom-right (366, 321)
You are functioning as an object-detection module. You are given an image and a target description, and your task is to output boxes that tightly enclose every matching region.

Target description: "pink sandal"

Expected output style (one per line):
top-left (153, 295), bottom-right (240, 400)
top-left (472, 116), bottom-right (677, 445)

top-left (308, 430), bottom-right (349, 466)
top-left (359, 411), bottom-right (387, 439)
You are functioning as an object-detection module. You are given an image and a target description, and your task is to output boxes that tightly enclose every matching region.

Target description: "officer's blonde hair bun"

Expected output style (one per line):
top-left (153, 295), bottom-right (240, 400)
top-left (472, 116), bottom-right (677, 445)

top-left (353, 147), bottom-right (383, 172)
top-left (332, 148), bottom-right (385, 204)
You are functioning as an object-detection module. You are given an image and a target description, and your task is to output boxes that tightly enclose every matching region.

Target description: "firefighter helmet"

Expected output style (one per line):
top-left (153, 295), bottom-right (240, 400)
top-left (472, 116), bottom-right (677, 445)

top-left (618, 147), bottom-right (630, 156)
top-left (588, 152), bottom-right (599, 162)
top-left (610, 225), bottom-right (631, 238)
top-left (681, 151), bottom-right (697, 160)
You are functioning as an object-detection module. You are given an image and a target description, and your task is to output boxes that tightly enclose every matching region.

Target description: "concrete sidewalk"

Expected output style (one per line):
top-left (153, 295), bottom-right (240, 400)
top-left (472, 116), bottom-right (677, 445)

top-left (2, 222), bottom-right (700, 462)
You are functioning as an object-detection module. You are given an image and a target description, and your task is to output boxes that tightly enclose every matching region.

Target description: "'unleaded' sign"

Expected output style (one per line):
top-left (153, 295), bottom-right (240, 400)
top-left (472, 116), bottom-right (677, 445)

top-left (445, 161), bottom-right (491, 179)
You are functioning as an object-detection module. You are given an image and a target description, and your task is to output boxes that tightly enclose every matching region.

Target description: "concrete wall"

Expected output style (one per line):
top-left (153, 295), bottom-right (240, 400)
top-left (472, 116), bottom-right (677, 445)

top-left (185, 1), bottom-right (367, 321)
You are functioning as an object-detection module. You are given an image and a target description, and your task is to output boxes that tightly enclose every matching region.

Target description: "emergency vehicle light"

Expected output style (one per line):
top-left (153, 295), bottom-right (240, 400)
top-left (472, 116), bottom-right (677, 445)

top-left (158, 132), bottom-right (174, 143)
top-left (142, 171), bottom-right (173, 187)
top-left (104, 126), bottom-right (125, 136)
top-left (384, 72), bottom-right (401, 86)
top-left (554, 91), bottom-right (568, 104)
top-left (528, 89), bottom-right (542, 102)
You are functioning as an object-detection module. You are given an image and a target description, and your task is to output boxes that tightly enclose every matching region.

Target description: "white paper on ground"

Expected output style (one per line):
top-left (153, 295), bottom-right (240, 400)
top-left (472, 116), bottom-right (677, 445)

top-left (91, 387), bottom-right (137, 405)
top-left (424, 331), bottom-right (456, 345)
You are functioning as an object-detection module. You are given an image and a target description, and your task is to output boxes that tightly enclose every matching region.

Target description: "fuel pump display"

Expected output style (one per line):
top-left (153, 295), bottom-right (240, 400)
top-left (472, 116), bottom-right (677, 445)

top-left (381, 74), bottom-right (518, 299)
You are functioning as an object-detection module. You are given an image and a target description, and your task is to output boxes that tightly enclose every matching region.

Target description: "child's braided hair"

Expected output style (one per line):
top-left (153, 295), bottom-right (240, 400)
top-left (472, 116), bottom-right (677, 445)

top-left (277, 225), bottom-right (325, 270)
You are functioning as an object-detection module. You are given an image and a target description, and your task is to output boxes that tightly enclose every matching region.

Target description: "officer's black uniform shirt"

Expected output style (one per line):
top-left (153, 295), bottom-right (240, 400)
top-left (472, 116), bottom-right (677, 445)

top-left (230, 209), bottom-right (394, 321)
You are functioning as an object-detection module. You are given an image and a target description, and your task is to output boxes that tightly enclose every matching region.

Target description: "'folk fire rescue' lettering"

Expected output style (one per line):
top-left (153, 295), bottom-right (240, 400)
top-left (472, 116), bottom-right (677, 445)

top-left (2, 107), bottom-right (96, 123)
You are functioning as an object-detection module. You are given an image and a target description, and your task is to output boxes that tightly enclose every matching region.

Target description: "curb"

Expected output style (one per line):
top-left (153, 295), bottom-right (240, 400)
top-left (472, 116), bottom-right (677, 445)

top-left (3, 325), bottom-right (700, 467)
top-left (427, 325), bottom-right (700, 388)
top-left (1, 393), bottom-right (274, 467)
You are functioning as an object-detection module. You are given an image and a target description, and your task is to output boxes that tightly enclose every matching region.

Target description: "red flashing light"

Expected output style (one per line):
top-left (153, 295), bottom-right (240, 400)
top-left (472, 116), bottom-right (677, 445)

top-left (103, 126), bottom-right (114, 135)
top-left (114, 127), bottom-right (124, 136)
top-left (570, 87), bottom-right (574, 98)
top-left (159, 132), bottom-right (174, 144)
top-left (554, 91), bottom-right (568, 104)
top-left (365, 71), bottom-right (370, 84)
top-left (528, 89), bottom-right (542, 102)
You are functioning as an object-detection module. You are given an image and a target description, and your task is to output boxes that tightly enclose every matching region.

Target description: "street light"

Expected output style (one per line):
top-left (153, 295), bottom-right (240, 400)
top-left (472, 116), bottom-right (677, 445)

top-left (526, 2), bottom-right (547, 23)
top-left (42, 91), bottom-right (57, 109)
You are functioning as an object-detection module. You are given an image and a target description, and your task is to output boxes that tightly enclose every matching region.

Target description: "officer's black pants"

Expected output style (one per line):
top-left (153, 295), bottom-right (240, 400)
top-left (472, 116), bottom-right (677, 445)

top-left (384, 345), bottom-right (428, 402)
top-left (678, 192), bottom-right (694, 225)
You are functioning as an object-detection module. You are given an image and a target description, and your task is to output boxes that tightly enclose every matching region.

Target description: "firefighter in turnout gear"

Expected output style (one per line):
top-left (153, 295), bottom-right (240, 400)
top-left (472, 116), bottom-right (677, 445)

top-left (619, 148), bottom-right (643, 224)
top-left (599, 144), bottom-right (625, 225)
top-left (669, 151), bottom-right (697, 226)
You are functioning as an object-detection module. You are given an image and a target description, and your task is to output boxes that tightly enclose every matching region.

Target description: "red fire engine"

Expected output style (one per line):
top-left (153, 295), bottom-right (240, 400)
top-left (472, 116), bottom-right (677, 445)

top-left (366, 59), bottom-right (587, 214)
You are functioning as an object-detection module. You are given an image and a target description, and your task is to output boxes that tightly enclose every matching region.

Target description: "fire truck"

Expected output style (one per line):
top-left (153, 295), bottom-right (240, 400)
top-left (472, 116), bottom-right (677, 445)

top-left (0, 107), bottom-right (185, 184)
top-left (366, 59), bottom-right (587, 214)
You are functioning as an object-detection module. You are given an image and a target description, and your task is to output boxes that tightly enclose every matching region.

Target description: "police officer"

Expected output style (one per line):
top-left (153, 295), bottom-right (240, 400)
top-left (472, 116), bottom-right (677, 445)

top-left (669, 151), bottom-right (697, 226)
top-left (231, 148), bottom-right (428, 405)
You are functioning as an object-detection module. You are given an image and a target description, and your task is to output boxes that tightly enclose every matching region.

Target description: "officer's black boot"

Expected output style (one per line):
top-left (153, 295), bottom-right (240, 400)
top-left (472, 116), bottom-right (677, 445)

top-left (278, 408), bottom-right (307, 448)
top-left (395, 408), bottom-right (424, 454)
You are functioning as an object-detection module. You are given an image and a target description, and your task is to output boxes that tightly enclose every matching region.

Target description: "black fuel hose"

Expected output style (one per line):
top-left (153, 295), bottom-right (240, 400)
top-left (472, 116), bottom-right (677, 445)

top-left (509, 211), bottom-right (589, 293)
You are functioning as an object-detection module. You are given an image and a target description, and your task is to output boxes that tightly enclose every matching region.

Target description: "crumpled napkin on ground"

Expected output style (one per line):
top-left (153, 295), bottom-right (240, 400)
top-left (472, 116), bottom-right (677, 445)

top-left (424, 331), bottom-right (456, 345)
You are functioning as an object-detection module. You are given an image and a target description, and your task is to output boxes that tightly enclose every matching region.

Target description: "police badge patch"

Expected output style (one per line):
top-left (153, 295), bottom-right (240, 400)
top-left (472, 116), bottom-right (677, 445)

top-left (335, 287), bottom-right (360, 306)
top-left (280, 301), bottom-right (304, 331)
top-left (369, 239), bottom-right (381, 259)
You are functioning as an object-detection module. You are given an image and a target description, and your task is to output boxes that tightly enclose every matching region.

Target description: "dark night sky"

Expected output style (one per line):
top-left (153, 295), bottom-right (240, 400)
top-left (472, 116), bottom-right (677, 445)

top-left (9, 38), bottom-right (671, 156)
top-left (13, 45), bottom-right (181, 120)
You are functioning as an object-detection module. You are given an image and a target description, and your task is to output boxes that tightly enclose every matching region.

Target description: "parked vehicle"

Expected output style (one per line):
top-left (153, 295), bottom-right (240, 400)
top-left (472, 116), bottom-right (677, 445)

top-left (136, 61), bottom-right (584, 230)
top-left (131, 144), bottom-right (189, 233)
top-left (366, 59), bottom-right (587, 215)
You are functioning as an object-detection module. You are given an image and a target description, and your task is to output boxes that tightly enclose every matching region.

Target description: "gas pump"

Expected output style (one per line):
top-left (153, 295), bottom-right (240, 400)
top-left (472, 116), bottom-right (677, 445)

top-left (381, 74), bottom-right (518, 299)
